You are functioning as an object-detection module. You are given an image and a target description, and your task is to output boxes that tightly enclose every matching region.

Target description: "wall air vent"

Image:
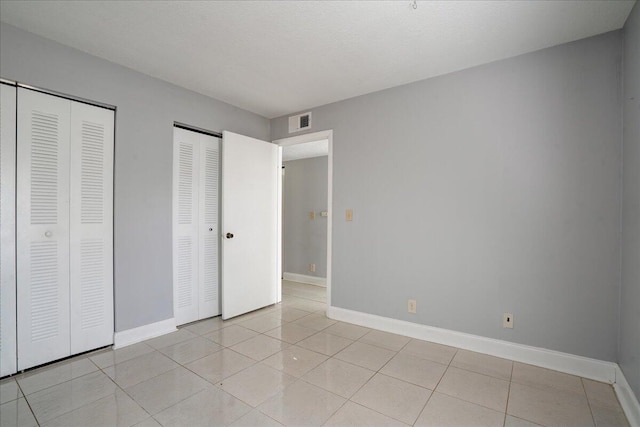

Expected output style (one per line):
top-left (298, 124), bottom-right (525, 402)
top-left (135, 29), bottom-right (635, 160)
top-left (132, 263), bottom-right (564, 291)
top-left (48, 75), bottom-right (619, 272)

top-left (288, 112), bottom-right (312, 133)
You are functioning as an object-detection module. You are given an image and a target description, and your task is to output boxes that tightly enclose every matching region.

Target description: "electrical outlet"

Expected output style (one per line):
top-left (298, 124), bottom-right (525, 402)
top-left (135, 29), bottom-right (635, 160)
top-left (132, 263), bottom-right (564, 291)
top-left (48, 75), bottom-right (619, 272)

top-left (346, 209), bottom-right (353, 221)
top-left (309, 263), bottom-right (316, 273)
top-left (408, 299), bottom-right (417, 314)
top-left (503, 313), bottom-right (514, 328)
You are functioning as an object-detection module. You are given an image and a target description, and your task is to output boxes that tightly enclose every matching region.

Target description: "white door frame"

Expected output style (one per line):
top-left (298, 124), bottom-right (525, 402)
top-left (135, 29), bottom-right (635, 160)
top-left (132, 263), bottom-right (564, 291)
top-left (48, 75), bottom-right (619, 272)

top-left (273, 130), bottom-right (333, 308)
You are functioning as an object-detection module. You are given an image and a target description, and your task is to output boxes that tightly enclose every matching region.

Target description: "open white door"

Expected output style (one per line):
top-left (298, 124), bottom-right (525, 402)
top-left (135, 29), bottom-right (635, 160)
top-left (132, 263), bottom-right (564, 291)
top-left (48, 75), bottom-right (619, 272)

top-left (221, 131), bottom-right (281, 320)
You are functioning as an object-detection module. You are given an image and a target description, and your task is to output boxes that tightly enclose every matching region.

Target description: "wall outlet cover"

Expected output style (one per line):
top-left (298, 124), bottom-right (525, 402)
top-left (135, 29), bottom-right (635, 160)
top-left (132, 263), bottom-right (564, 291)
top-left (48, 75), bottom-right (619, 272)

top-left (408, 299), bottom-right (417, 314)
top-left (503, 313), bottom-right (514, 328)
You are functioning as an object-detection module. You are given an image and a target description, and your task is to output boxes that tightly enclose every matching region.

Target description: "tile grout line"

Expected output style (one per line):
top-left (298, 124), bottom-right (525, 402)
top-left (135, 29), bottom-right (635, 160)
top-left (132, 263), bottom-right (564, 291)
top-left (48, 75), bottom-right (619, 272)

top-left (581, 377), bottom-right (598, 427)
top-left (502, 359), bottom-right (515, 427)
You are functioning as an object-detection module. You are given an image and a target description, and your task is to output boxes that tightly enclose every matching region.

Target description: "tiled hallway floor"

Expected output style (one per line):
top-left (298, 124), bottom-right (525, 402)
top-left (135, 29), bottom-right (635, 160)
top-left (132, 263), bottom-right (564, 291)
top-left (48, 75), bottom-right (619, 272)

top-left (1, 281), bottom-right (630, 427)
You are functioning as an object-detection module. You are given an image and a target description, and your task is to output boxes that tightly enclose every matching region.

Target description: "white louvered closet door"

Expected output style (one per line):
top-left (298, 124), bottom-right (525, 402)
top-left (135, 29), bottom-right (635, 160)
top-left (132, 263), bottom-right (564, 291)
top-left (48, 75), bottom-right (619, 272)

top-left (198, 135), bottom-right (220, 318)
top-left (173, 128), bottom-right (200, 325)
top-left (17, 88), bottom-right (71, 370)
top-left (69, 102), bottom-right (114, 354)
top-left (1, 84), bottom-right (17, 376)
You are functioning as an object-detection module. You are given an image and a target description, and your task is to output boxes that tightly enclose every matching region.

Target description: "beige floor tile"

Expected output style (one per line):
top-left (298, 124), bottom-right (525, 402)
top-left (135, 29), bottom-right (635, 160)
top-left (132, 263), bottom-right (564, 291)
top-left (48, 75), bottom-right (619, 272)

top-left (324, 322), bottom-right (371, 340)
top-left (507, 381), bottom-right (594, 427)
top-left (504, 415), bottom-right (544, 427)
top-left (27, 371), bottom-right (117, 423)
top-left (359, 330), bottom-right (410, 351)
top-left (436, 366), bottom-right (509, 412)
top-left (511, 362), bottom-right (584, 395)
top-left (415, 392), bottom-right (504, 427)
top-left (334, 341), bottom-right (396, 371)
top-left (296, 332), bottom-right (353, 356)
top-left (380, 352), bottom-right (447, 389)
top-left (282, 297), bottom-right (327, 313)
top-left (262, 346), bottom-right (327, 377)
top-left (41, 388), bottom-right (148, 427)
top-left (17, 357), bottom-right (98, 395)
top-left (204, 325), bottom-right (259, 347)
top-left (158, 336), bottom-right (222, 364)
top-left (0, 398), bottom-right (38, 427)
top-left (238, 315), bottom-right (287, 333)
top-left (231, 335), bottom-right (290, 361)
top-left (352, 373), bottom-right (432, 425)
top-left (591, 405), bottom-right (630, 427)
top-left (272, 307), bottom-right (313, 322)
top-left (183, 316), bottom-right (227, 335)
top-left (144, 329), bottom-right (197, 350)
top-left (0, 378), bottom-right (22, 405)
top-left (264, 324), bottom-right (318, 344)
top-left (103, 351), bottom-right (178, 388)
top-left (153, 387), bottom-right (252, 427)
top-left (229, 409), bottom-right (284, 426)
top-left (258, 380), bottom-right (345, 426)
top-left (293, 313), bottom-right (337, 331)
top-left (89, 342), bottom-right (155, 369)
top-left (323, 401), bottom-right (408, 427)
top-left (185, 348), bottom-right (255, 384)
top-left (220, 364), bottom-right (296, 407)
top-left (582, 378), bottom-right (623, 410)
top-left (125, 367), bottom-right (210, 415)
top-left (302, 358), bottom-right (375, 399)
top-left (133, 417), bottom-right (162, 427)
top-left (400, 339), bottom-right (458, 365)
top-left (450, 349), bottom-right (513, 381)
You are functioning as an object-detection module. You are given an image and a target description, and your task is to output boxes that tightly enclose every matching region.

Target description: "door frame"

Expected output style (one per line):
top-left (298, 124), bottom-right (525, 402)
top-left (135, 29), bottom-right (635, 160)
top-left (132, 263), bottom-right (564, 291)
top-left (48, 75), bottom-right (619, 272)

top-left (273, 130), bottom-right (333, 308)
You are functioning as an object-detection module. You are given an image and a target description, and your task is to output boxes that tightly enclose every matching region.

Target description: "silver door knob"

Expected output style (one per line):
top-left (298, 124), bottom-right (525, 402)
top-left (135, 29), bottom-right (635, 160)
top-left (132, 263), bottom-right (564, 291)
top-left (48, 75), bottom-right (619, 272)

top-left (209, 227), bottom-right (213, 232)
top-left (44, 231), bottom-right (52, 238)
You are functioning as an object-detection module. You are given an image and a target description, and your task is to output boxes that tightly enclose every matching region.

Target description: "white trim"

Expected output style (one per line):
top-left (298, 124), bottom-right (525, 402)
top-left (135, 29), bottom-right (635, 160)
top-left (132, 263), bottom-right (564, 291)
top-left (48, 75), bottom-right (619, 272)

top-left (283, 272), bottom-right (327, 287)
top-left (274, 130), bottom-right (333, 307)
top-left (615, 365), bottom-right (640, 427)
top-left (327, 306), bottom-right (617, 384)
top-left (113, 318), bottom-right (177, 349)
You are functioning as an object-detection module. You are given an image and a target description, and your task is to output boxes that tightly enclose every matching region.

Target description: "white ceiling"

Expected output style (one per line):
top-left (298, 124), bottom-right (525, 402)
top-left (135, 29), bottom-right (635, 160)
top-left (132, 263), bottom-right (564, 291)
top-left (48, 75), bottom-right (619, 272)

top-left (282, 139), bottom-right (328, 162)
top-left (0, 1), bottom-right (635, 119)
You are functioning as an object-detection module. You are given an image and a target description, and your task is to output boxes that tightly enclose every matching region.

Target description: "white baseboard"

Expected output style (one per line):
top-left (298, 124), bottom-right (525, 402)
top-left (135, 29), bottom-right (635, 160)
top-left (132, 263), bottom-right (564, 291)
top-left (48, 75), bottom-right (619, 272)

top-left (113, 318), bottom-right (177, 349)
top-left (615, 365), bottom-right (640, 427)
top-left (283, 272), bottom-right (327, 287)
top-left (327, 306), bottom-right (617, 384)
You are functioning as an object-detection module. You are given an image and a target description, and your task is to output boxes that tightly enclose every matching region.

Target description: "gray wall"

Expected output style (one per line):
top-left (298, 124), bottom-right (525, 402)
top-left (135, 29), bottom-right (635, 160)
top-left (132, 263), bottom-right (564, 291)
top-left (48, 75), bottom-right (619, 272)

top-left (0, 23), bottom-right (270, 332)
top-left (283, 157), bottom-right (328, 278)
top-left (621, 2), bottom-right (640, 398)
top-left (272, 32), bottom-right (623, 362)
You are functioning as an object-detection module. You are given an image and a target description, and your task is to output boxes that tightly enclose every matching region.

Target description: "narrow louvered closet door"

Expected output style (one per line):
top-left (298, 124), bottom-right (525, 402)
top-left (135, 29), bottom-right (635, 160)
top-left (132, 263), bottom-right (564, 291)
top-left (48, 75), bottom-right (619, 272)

top-left (198, 135), bottom-right (220, 318)
top-left (69, 102), bottom-right (114, 354)
top-left (173, 128), bottom-right (200, 325)
top-left (17, 88), bottom-right (71, 370)
top-left (1, 84), bottom-right (17, 376)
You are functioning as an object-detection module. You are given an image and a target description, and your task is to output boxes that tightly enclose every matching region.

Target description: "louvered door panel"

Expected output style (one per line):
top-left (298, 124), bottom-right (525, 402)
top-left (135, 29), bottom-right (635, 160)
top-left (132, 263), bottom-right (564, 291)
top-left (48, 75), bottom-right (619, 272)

top-left (1, 84), bottom-right (17, 376)
top-left (198, 135), bottom-right (220, 318)
top-left (69, 102), bottom-right (114, 354)
top-left (17, 88), bottom-right (71, 370)
top-left (173, 128), bottom-right (199, 325)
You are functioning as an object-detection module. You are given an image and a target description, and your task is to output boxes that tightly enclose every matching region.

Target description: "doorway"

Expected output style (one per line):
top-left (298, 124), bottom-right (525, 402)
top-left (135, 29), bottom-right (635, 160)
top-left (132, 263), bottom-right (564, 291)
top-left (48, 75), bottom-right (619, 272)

top-left (274, 130), bottom-right (333, 308)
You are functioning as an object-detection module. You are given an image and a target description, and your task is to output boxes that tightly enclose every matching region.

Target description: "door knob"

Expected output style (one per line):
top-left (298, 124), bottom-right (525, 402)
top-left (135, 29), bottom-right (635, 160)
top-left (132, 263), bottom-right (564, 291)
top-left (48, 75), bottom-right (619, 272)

top-left (226, 232), bottom-right (234, 239)
top-left (209, 227), bottom-right (213, 232)
top-left (44, 231), bottom-right (52, 238)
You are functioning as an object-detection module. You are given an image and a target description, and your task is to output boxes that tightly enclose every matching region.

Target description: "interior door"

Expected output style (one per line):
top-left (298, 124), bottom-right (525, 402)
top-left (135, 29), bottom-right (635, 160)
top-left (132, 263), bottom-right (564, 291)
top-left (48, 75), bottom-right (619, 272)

top-left (173, 127), bottom-right (200, 325)
top-left (221, 131), bottom-right (281, 320)
top-left (1, 83), bottom-right (17, 376)
top-left (198, 134), bottom-right (220, 318)
top-left (69, 101), bottom-right (114, 354)
top-left (17, 88), bottom-right (71, 370)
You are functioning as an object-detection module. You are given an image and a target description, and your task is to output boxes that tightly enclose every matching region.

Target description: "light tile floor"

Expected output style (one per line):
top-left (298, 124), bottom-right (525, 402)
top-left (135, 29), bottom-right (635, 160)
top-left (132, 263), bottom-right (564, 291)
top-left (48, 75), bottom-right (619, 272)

top-left (0, 280), bottom-right (630, 427)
